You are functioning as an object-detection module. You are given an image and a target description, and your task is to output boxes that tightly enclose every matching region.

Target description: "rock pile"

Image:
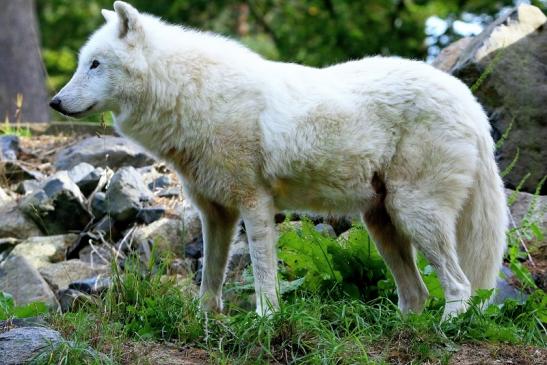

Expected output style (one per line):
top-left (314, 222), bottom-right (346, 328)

top-left (434, 4), bottom-right (547, 194)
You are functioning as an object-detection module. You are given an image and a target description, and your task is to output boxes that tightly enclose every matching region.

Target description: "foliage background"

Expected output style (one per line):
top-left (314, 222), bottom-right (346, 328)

top-left (36, 0), bottom-right (547, 94)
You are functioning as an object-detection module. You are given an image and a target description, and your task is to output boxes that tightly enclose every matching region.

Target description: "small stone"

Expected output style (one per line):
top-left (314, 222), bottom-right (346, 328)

top-left (58, 288), bottom-right (92, 313)
top-left (226, 234), bottom-right (251, 281)
top-left (0, 255), bottom-right (59, 309)
top-left (185, 237), bottom-right (203, 259)
top-left (181, 200), bottom-right (202, 241)
top-left (0, 201), bottom-right (42, 239)
top-left (10, 234), bottom-right (78, 269)
top-left (0, 327), bottom-right (63, 365)
top-left (169, 257), bottom-right (195, 277)
top-left (15, 179), bottom-right (41, 195)
top-left (132, 217), bottom-right (198, 257)
top-left (315, 223), bottom-right (337, 238)
top-left (136, 206), bottom-right (166, 224)
top-left (68, 162), bottom-right (103, 196)
top-left (91, 191), bottom-right (107, 218)
top-left (148, 175), bottom-right (171, 190)
top-left (493, 266), bottom-right (528, 304)
top-left (78, 243), bottom-right (116, 266)
top-left (105, 166), bottom-right (153, 222)
top-left (20, 171), bottom-right (92, 235)
top-left (38, 259), bottom-right (108, 291)
top-left (0, 135), bottom-right (20, 160)
top-left (68, 275), bottom-right (111, 294)
top-left (156, 187), bottom-right (180, 198)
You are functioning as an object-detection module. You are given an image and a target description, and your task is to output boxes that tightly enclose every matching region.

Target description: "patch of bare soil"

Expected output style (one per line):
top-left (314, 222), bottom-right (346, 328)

top-left (120, 341), bottom-right (208, 365)
top-left (449, 343), bottom-right (547, 365)
top-left (18, 134), bottom-right (81, 174)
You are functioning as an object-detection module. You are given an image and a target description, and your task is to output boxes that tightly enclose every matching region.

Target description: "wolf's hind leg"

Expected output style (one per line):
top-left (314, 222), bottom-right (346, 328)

top-left (363, 201), bottom-right (428, 313)
top-left (385, 184), bottom-right (472, 320)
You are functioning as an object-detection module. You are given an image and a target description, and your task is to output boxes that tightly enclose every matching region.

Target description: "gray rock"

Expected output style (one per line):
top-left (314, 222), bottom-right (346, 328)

top-left (181, 200), bottom-right (202, 241)
top-left (90, 191), bottom-right (107, 218)
top-left (506, 188), bottom-right (546, 231)
top-left (0, 326), bottom-right (63, 365)
top-left (0, 237), bottom-right (19, 263)
top-left (0, 316), bottom-right (48, 329)
top-left (57, 288), bottom-right (92, 313)
top-left (78, 244), bottom-right (115, 267)
top-left (315, 223), bottom-right (337, 238)
top-left (68, 162), bottom-right (103, 196)
top-left (15, 179), bottom-right (41, 195)
top-left (0, 134), bottom-right (20, 160)
top-left (20, 171), bottom-right (92, 234)
top-left (226, 234), bottom-right (251, 281)
top-left (68, 275), bottom-right (111, 295)
top-left (104, 166), bottom-right (152, 222)
top-left (169, 257), bottom-right (195, 277)
top-left (132, 216), bottom-right (200, 258)
top-left (0, 255), bottom-right (59, 309)
top-left (54, 135), bottom-right (154, 170)
top-left (148, 175), bottom-right (171, 190)
top-left (38, 259), bottom-right (108, 291)
top-left (184, 237), bottom-right (203, 259)
top-left (10, 234), bottom-right (78, 269)
top-left (156, 187), bottom-right (181, 198)
top-left (493, 266), bottom-right (528, 305)
top-left (436, 5), bottom-right (547, 194)
top-left (0, 201), bottom-right (42, 239)
top-left (136, 206), bottom-right (166, 224)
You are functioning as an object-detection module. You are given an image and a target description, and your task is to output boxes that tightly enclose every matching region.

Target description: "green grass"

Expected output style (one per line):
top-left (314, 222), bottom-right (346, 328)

top-left (35, 237), bottom-right (545, 365)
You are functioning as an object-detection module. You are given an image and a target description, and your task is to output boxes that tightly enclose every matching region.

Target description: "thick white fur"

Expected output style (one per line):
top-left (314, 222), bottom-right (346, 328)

top-left (54, 2), bottom-right (508, 318)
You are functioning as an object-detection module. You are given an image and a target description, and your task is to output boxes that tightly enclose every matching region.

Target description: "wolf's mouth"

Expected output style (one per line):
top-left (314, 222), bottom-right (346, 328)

top-left (62, 103), bottom-right (97, 118)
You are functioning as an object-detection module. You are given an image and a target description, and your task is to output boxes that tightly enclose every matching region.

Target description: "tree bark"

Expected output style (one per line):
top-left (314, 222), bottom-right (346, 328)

top-left (0, 0), bottom-right (49, 123)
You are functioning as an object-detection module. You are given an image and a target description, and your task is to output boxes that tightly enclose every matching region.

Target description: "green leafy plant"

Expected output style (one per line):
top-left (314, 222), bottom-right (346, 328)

top-left (277, 220), bottom-right (445, 305)
top-left (0, 291), bottom-right (48, 320)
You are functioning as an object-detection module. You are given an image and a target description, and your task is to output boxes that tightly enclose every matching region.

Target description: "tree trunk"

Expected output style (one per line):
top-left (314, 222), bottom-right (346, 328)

top-left (0, 0), bottom-right (49, 123)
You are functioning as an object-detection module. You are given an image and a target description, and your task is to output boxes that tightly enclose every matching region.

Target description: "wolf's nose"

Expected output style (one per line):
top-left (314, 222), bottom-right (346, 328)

top-left (49, 97), bottom-right (63, 112)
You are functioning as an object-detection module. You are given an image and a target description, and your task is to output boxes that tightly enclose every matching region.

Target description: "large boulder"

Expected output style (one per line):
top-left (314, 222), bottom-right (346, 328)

top-left (20, 171), bottom-right (92, 234)
top-left (0, 255), bottom-right (59, 309)
top-left (434, 5), bottom-right (547, 194)
top-left (0, 327), bottom-right (63, 365)
top-left (54, 135), bottom-right (154, 170)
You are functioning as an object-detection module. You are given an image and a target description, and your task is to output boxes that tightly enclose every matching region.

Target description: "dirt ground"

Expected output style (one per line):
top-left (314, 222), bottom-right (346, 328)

top-left (121, 342), bottom-right (209, 365)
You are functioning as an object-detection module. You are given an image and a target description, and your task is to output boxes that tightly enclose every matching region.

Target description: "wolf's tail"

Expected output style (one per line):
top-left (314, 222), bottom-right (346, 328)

top-left (456, 114), bottom-right (508, 293)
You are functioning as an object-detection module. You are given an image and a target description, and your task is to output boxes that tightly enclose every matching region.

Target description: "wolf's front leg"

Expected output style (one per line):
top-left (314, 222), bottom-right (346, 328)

top-left (198, 202), bottom-right (240, 313)
top-left (241, 192), bottom-right (279, 315)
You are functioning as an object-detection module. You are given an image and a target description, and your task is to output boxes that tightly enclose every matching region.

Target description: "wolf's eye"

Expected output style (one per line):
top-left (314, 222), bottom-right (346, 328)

top-left (90, 60), bottom-right (100, 70)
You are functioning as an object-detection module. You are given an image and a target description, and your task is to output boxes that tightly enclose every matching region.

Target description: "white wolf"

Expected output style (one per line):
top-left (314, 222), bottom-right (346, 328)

top-left (51, 1), bottom-right (508, 319)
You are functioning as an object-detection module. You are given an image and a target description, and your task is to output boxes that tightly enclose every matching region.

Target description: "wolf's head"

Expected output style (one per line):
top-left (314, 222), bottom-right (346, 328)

top-left (50, 1), bottom-right (148, 118)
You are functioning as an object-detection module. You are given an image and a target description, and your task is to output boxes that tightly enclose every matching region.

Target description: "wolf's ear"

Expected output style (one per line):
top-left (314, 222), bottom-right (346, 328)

top-left (113, 1), bottom-right (142, 41)
top-left (101, 9), bottom-right (116, 23)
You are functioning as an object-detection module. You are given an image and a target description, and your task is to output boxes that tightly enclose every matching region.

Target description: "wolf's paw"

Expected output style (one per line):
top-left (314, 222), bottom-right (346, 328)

top-left (441, 300), bottom-right (469, 321)
top-left (199, 293), bottom-right (223, 313)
